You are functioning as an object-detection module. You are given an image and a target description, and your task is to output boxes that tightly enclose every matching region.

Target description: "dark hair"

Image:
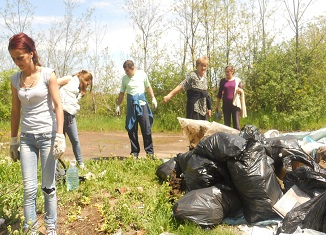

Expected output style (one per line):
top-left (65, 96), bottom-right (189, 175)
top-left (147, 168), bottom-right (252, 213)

top-left (123, 60), bottom-right (134, 69)
top-left (8, 32), bottom-right (42, 66)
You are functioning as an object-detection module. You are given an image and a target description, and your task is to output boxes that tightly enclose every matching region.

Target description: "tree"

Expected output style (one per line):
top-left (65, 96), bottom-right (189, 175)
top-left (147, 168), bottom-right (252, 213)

top-left (125, 0), bottom-right (167, 74)
top-left (37, 0), bottom-right (94, 77)
top-left (283, 0), bottom-right (314, 76)
top-left (0, 0), bottom-right (34, 36)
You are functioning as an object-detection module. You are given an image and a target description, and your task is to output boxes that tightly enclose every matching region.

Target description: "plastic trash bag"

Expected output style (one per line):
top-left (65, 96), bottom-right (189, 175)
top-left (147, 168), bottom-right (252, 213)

top-left (239, 124), bottom-right (266, 143)
top-left (276, 192), bottom-right (326, 234)
top-left (175, 150), bottom-right (194, 175)
top-left (172, 186), bottom-right (242, 227)
top-left (156, 157), bottom-right (177, 181)
top-left (227, 140), bottom-right (283, 223)
top-left (194, 132), bottom-right (247, 162)
top-left (283, 165), bottom-right (326, 197)
top-left (182, 153), bottom-right (233, 192)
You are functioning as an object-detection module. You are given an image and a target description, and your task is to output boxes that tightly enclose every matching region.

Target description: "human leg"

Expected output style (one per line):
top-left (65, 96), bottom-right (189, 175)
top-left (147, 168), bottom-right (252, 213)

top-left (222, 102), bottom-right (232, 127)
top-left (20, 133), bottom-right (40, 232)
top-left (38, 132), bottom-right (57, 231)
top-left (128, 121), bottom-right (140, 157)
top-left (64, 115), bottom-right (83, 165)
top-left (138, 105), bottom-right (154, 155)
top-left (231, 105), bottom-right (241, 130)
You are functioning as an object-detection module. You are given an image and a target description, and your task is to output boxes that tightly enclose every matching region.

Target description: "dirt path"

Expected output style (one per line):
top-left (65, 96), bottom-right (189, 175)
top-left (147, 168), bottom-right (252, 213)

top-left (63, 131), bottom-right (190, 161)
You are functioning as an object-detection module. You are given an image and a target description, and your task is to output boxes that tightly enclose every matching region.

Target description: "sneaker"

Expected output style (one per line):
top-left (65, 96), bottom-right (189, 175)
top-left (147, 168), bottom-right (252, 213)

top-left (79, 163), bottom-right (85, 169)
top-left (46, 228), bottom-right (57, 235)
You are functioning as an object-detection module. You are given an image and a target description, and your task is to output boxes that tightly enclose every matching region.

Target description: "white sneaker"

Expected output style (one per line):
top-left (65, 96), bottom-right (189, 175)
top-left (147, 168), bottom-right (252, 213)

top-left (79, 163), bottom-right (85, 169)
top-left (46, 228), bottom-right (57, 235)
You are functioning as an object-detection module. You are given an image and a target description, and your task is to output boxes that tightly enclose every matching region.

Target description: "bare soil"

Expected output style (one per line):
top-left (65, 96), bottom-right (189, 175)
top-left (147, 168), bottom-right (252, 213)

top-left (63, 131), bottom-right (190, 161)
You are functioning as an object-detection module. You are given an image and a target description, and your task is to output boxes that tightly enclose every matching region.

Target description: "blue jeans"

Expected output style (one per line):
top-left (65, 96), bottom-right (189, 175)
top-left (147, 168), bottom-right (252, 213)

top-left (20, 132), bottom-right (57, 232)
top-left (127, 105), bottom-right (154, 156)
top-left (64, 112), bottom-right (83, 165)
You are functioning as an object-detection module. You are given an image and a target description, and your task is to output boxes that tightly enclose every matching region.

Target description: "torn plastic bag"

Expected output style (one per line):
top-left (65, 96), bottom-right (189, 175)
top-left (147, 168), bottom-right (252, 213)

top-left (172, 186), bottom-right (242, 227)
top-left (276, 192), bottom-right (326, 234)
top-left (240, 124), bottom-right (266, 143)
top-left (156, 157), bottom-right (177, 181)
top-left (283, 165), bottom-right (326, 197)
top-left (182, 153), bottom-right (233, 192)
top-left (266, 135), bottom-right (310, 160)
top-left (227, 140), bottom-right (283, 223)
top-left (194, 132), bottom-right (247, 162)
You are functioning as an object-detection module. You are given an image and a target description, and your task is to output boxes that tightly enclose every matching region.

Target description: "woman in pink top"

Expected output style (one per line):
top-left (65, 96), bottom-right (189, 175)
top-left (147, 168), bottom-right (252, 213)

top-left (215, 65), bottom-right (244, 130)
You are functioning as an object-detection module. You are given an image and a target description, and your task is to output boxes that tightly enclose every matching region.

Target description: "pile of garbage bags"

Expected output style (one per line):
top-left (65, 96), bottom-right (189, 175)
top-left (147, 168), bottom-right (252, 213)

top-left (156, 123), bottom-right (326, 234)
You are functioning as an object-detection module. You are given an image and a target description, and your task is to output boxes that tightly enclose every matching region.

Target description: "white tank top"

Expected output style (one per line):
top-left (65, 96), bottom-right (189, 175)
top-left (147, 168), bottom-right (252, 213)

top-left (10, 67), bottom-right (57, 134)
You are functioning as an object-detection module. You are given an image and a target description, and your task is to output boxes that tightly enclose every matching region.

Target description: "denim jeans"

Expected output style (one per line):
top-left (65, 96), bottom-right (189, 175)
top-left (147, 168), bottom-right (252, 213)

top-left (20, 132), bottom-right (57, 232)
top-left (127, 105), bottom-right (154, 156)
top-left (64, 112), bottom-right (83, 164)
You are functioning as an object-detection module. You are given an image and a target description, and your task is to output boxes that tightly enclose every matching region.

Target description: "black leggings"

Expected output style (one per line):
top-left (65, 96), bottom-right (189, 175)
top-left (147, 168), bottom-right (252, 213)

top-left (222, 102), bottom-right (241, 130)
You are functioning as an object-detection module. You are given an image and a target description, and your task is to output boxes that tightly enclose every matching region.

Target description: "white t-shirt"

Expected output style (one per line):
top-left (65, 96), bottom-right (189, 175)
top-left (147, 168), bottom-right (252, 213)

top-left (10, 67), bottom-right (57, 134)
top-left (60, 75), bottom-right (82, 115)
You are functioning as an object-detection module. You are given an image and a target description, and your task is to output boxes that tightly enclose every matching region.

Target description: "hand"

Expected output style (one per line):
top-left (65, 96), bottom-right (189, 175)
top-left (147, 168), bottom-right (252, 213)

top-left (116, 105), bottom-right (121, 116)
top-left (163, 95), bottom-right (171, 103)
top-left (215, 111), bottom-right (222, 120)
top-left (152, 97), bottom-right (157, 110)
top-left (207, 110), bottom-right (212, 118)
top-left (53, 133), bottom-right (66, 160)
top-left (10, 137), bottom-right (20, 161)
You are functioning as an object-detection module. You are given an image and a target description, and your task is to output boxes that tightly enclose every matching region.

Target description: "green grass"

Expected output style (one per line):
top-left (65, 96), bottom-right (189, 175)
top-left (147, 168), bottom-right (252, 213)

top-left (0, 154), bottom-right (239, 235)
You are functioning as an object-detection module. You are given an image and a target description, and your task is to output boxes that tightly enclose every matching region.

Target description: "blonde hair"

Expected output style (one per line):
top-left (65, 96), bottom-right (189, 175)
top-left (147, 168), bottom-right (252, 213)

top-left (73, 70), bottom-right (93, 94)
top-left (196, 56), bottom-right (209, 68)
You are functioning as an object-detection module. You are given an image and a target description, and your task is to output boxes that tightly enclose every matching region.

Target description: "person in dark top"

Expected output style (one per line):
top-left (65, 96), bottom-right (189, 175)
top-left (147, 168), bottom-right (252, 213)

top-left (215, 65), bottom-right (245, 130)
top-left (163, 56), bottom-right (212, 120)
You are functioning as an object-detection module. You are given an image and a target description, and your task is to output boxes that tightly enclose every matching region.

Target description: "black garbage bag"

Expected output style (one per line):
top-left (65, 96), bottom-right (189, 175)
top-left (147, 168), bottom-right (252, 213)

top-left (266, 135), bottom-right (310, 160)
top-left (156, 157), bottom-right (177, 181)
top-left (276, 192), bottom-right (326, 234)
top-left (283, 165), bottom-right (326, 197)
top-left (182, 153), bottom-right (233, 192)
top-left (194, 132), bottom-right (247, 162)
top-left (172, 186), bottom-right (242, 227)
top-left (240, 124), bottom-right (266, 143)
top-left (227, 140), bottom-right (283, 223)
top-left (175, 150), bottom-right (194, 175)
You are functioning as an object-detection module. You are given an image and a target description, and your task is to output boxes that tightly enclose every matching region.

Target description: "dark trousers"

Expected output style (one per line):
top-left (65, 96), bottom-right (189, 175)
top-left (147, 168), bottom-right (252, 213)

top-left (127, 105), bottom-right (154, 156)
top-left (223, 101), bottom-right (241, 130)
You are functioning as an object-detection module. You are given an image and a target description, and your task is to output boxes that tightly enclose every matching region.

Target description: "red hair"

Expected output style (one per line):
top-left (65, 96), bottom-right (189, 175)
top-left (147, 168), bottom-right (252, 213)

top-left (8, 32), bottom-right (42, 66)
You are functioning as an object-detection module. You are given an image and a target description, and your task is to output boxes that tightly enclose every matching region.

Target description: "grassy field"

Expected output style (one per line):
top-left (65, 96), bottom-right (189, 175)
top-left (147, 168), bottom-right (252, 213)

top-left (0, 122), bottom-right (240, 235)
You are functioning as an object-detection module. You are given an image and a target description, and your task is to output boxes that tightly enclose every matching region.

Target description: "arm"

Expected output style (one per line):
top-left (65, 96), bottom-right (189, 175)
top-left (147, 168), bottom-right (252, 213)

top-left (215, 98), bottom-right (221, 111)
top-left (116, 92), bottom-right (125, 106)
top-left (49, 72), bottom-right (64, 134)
top-left (147, 85), bottom-right (155, 99)
top-left (163, 85), bottom-right (183, 103)
top-left (11, 84), bottom-right (21, 138)
top-left (56, 75), bottom-right (72, 87)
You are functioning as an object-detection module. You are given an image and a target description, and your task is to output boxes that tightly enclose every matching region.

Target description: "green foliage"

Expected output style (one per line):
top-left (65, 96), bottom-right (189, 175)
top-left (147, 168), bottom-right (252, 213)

top-left (0, 70), bottom-right (16, 121)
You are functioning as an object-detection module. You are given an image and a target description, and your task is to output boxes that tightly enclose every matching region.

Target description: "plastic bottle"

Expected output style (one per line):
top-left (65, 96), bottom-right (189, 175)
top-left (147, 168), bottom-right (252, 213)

top-left (66, 160), bottom-right (79, 191)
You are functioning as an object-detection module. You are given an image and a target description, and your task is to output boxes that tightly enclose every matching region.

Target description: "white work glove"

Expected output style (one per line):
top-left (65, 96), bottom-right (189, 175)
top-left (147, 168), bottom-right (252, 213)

top-left (116, 105), bottom-right (121, 116)
top-left (152, 97), bottom-right (157, 110)
top-left (10, 137), bottom-right (20, 161)
top-left (53, 133), bottom-right (66, 160)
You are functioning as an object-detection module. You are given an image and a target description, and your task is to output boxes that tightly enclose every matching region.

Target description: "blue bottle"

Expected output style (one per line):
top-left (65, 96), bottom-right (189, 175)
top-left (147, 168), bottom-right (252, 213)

top-left (66, 160), bottom-right (79, 191)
